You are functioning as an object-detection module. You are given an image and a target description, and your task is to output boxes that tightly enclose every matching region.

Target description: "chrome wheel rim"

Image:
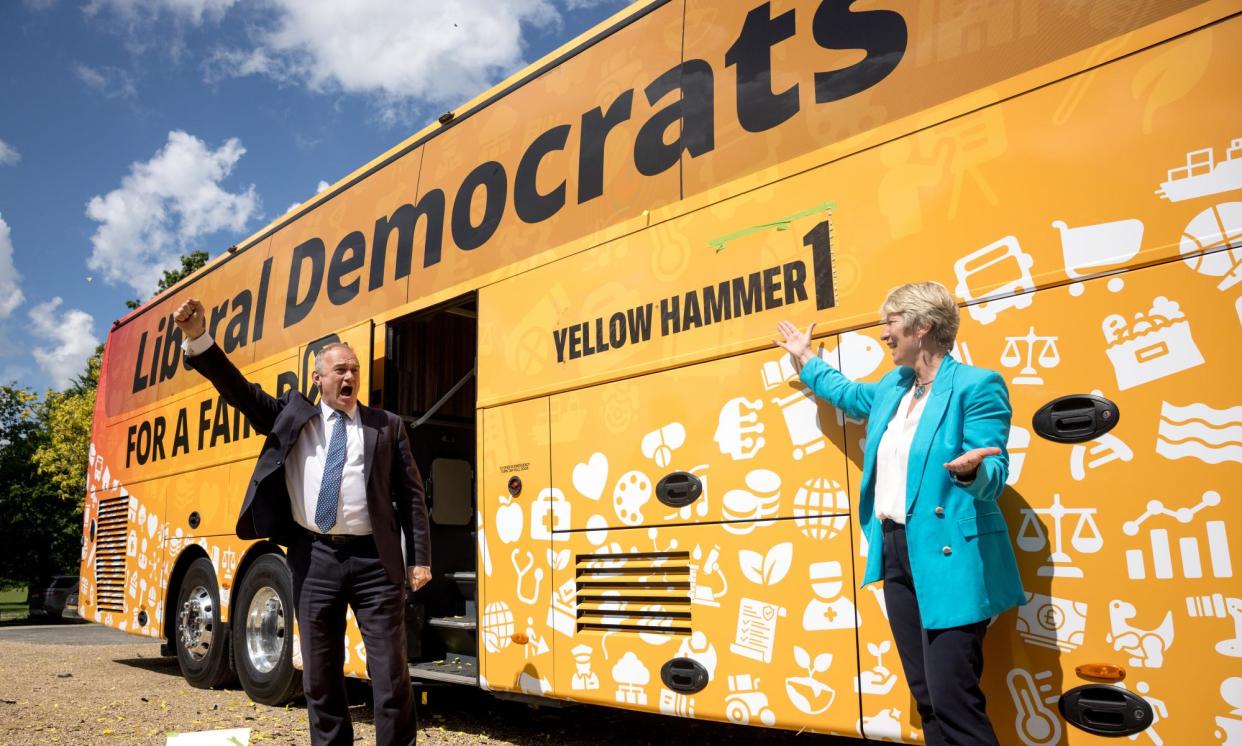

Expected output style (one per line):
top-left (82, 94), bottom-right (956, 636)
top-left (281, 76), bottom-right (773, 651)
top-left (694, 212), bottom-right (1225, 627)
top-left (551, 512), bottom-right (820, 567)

top-left (245, 586), bottom-right (285, 674)
top-left (178, 585), bottom-right (215, 661)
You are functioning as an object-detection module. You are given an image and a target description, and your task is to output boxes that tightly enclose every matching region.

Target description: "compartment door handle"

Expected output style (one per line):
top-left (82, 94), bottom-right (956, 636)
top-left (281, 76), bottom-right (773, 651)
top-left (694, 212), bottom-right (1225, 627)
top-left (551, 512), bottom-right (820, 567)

top-left (656, 471), bottom-right (703, 508)
top-left (1032, 394), bottom-right (1120, 443)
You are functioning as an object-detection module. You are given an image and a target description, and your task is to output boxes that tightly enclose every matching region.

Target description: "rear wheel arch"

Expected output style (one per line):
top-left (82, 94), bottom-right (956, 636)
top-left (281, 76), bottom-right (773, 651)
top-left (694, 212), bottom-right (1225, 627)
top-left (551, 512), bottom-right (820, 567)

top-left (163, 544), bottom-right (210, 645)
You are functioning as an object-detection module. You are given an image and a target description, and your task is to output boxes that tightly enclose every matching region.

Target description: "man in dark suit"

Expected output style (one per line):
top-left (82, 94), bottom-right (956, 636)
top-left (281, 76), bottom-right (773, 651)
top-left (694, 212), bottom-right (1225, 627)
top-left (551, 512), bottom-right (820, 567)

top-left (174, 297), bottom-right (430, 746)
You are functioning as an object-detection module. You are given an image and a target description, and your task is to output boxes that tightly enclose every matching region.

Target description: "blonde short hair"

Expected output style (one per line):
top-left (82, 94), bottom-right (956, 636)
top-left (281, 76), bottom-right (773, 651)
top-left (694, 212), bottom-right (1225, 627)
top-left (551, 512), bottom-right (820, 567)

top-left (880, 281), bottom-right (960, 352)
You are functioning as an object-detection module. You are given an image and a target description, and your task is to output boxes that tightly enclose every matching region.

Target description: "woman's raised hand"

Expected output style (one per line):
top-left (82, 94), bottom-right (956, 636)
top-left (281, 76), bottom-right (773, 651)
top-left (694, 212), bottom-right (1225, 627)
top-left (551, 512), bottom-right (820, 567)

top-left (943, 447), bottom-right (1002, 481)
top-left (775, 321), bottom-right (816, 366)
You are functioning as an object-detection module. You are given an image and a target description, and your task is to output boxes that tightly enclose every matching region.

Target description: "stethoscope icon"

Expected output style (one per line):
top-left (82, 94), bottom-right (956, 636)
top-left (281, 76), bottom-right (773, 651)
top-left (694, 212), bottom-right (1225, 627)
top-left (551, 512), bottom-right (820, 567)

top-left (512, 549), bottom-right (545, 605)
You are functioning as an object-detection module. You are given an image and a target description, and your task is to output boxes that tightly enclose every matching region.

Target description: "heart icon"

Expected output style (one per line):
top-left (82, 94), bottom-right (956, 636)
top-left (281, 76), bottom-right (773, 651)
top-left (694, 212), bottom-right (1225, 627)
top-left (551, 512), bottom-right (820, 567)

top-left (147, 514), bottom-right (158, 538)
top-left (572, 452), bottom-right (608, 501)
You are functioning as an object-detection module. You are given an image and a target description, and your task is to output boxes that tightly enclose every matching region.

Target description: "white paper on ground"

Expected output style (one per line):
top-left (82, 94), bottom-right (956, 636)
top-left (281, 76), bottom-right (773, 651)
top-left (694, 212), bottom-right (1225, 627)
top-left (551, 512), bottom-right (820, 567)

top-left (165, 728), bottom-right (250, 746)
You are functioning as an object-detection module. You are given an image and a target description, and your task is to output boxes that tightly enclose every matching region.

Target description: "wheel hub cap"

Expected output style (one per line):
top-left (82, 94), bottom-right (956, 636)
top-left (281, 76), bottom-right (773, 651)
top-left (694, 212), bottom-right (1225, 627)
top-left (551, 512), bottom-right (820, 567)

top-left (245, 586), bottom-right (286, 674)
top-left (178, 585), bottom-right (215, 661)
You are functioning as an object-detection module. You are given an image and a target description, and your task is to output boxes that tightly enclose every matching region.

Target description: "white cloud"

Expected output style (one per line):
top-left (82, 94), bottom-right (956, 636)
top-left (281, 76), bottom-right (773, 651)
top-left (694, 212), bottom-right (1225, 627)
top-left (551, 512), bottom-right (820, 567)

top-left (317, 180), bottom-right (330, 193)
top-left (207, 0), bottom-right (561, 121)
top-left (75, 64), bottom-right (138, 98)
top-left (85, 0), bottom-right (237, 25)
top-left (0, 215), bottom-right (26, 319)
top-left (85, 130), bottom-right (259, 295)
top-left (564, 0), bottom-right (628, 8)
top-left (0, 139), bottom-right (20, 167)
top-left (29, 298), bottom-right (99, 390)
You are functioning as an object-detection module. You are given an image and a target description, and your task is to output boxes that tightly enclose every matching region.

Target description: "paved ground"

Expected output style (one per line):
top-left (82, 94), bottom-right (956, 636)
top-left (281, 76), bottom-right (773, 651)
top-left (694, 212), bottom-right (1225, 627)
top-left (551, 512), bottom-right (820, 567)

top-left (0, 622), bottom-right (858, 745)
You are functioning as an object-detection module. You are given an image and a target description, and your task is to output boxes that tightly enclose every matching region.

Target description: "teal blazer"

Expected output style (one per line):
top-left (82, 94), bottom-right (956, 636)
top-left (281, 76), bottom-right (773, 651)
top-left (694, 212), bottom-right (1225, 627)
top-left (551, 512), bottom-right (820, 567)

top-left (799, 354), bottom-right (1025, 629)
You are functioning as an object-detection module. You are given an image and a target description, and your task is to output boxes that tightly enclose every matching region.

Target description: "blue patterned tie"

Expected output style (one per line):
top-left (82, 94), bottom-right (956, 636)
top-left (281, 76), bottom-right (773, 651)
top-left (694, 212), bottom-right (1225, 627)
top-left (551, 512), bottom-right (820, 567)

top-left (315, 410), bottom-right (346, 532)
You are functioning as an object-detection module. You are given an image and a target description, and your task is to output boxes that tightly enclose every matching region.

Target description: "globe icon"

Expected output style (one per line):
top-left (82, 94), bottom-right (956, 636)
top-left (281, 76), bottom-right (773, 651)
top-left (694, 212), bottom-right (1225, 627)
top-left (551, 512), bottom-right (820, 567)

top-left (482, 601), bottom-right (514, 653)
top-left (793, 478), bottom-right (850, 540)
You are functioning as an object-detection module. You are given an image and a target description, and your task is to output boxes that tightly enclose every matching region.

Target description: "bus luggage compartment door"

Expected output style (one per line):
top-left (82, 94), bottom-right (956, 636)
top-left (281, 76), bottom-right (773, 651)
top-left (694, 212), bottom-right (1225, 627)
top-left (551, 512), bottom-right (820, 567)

top-left (545, 343), bottom-right (863, 735)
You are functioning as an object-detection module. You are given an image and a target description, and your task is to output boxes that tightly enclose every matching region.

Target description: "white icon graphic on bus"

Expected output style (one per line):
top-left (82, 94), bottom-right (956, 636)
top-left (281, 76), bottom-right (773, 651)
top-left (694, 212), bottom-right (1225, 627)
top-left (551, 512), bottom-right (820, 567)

top-left (612, 471), bottom-right (652, 527)
top-left (570, 643), bottom-right (599, 691)
top-left (772, 386), bottom-right (828, 460)
top-left (1107, 600), bottom-right (1173, 669)
top-left (726, 673), bottom-right (776, 726)
top-left (1103, 296), bottom-right (1204, 391)
top-left (1186, 594), bottom-right (1242, 658)
top-left (1016, 593), bottom-right (1088, 652)
top-left (721, 469), bottom-right (780, 535)
top-left (689, 543), bottom-right (728, 607)
top-left (530, 488), bottom-right (569, 540)
top-left (785, 645), bottom-right (836, 716)
top-left (642, 423), bottom-right (685, 468)
top-left (1054, 217), bottom-right (1144, 295)
top-left (854, 640), bottom-right (898, 695)
top-left (1157, 138), bottom-right (1242, 202)
top-left (953, 235), bottom-right (1035, 325)
top-left (572, 452), bottom-right (608, 501)
top-left (803, 560), bottom-right (857, 632)
top-left (548, 578), bottom-right (576, 637)
top-left (613, 651), bottom-right (650, 705)
top-left (1179, 202), bottom-right (1242, 291)
top-left (676, 631), bottom-right (718, 678)
top-left (1017, 493), bottom-right (1103, 578)
top-left (1123, 490), bottom-right (1232, 580)
top-left (739, 542), bottom-right (793, 587)
top-left (1070, 432), bottom-right (1133, 481)
top-left (731, 597), bottom-right (786, 664)
top-left (793, 477), bottom-right (850, 540)
top-left (715, 396), bottom-right (765, 460)
top-left (1000, 327), bottom-right (1060, 386)
top-left (1157, 403), bottom-right (1242, 465)
top-left (1217, 677), bottom-right (1242, 745)
top-left (659, 687), bottom-right (695, 718)
top-left (1006, 668), bottom-right (1062, 746)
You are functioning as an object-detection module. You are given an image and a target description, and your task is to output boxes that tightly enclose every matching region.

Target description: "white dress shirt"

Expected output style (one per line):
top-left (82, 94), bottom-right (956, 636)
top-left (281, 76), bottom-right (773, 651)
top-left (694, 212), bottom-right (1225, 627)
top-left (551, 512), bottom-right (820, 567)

top-left (184, 333), bottom-right (372, 535)
top-left (873, 386), bottom-right (930, 524)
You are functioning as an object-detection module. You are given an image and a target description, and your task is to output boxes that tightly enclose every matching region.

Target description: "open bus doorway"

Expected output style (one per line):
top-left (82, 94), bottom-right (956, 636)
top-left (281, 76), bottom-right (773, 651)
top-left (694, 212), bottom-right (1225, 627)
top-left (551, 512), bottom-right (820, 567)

top-left (382, 293), bottom-right (479, 686)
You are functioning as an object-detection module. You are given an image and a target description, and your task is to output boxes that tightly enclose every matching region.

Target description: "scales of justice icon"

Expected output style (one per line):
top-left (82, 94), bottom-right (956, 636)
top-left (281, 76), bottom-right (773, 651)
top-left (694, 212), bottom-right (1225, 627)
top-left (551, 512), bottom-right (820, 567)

top-left (1001, 326), bottom-right (1060, 385)
top-left (1017, 493), bottom-right (1103, 577)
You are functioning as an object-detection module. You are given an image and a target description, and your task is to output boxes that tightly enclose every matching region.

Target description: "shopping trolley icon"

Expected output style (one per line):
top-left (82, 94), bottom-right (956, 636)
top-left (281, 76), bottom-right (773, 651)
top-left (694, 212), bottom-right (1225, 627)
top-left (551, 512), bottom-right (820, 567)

top-left (772, 387), bottom-right (827, 461)
top-left (1053, 218), bottom-right (1143, 280)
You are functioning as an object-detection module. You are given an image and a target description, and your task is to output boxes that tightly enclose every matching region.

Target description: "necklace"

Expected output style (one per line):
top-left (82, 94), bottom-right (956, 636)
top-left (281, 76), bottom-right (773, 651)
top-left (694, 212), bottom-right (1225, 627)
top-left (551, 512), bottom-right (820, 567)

top-left (913, 377), bottom-right (934, 401)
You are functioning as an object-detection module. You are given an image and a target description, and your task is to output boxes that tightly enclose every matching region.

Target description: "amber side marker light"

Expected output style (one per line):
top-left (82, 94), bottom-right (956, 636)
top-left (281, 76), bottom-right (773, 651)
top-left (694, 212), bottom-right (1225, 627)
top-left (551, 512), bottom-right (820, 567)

top-left (1075, 663), bottom-right (1126, 682)
top-left (511, 633), bottom-right (529, 645)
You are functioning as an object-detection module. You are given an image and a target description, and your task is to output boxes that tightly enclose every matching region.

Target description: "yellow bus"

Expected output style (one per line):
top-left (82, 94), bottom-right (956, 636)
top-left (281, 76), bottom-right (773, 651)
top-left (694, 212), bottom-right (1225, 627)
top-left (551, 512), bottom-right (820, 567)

top-left (80, 0), bottom-right (1241, 742)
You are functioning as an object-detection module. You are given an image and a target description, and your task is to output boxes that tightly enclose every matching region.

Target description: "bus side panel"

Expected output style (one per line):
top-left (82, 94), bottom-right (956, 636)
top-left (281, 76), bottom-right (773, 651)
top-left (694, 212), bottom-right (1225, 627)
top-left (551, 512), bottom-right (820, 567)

top-left (477, 397), bottom-right (558, 695)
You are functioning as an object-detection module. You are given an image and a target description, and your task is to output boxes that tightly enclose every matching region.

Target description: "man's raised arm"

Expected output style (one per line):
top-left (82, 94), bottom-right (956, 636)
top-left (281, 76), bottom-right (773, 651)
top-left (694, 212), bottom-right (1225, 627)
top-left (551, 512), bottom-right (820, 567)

top-left (173, 297), bottom-right (282, 436)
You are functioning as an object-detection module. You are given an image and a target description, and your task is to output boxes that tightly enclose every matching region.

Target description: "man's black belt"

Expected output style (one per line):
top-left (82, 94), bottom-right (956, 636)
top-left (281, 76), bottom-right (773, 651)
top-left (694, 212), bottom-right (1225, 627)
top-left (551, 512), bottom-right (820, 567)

top-left (305, 529), bottom-right (372, 546)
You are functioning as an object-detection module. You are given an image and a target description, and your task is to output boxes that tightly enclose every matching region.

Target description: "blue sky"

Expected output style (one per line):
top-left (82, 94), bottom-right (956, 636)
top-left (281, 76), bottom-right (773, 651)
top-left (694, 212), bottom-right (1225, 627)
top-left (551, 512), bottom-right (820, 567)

top-left (0, 0), bottom-right (629, 391)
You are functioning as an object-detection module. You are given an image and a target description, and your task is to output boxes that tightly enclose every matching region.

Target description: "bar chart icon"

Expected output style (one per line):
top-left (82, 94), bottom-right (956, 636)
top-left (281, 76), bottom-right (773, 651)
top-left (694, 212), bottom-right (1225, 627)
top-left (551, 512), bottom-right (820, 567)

top-left (1127, 513), bottom-right (1232, 578)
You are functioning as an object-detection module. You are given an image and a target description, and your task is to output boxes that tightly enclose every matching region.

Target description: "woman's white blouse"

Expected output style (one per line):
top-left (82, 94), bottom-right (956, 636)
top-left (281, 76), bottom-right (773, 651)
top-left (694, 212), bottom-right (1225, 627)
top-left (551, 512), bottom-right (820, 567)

top-left (873, 385), bottom-right (930, 524)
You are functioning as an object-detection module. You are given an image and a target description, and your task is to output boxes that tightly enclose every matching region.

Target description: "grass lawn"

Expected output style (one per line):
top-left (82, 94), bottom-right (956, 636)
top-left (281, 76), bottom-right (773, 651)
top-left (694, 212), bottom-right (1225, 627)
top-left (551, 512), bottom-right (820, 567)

top-left (0, 586), bottom-right (29, 623)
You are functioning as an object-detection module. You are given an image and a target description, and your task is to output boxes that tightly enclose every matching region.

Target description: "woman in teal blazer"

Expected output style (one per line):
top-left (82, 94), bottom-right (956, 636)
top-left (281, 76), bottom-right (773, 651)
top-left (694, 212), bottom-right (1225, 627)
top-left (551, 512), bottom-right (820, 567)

top-left (777, 281), bottom-right (1024, 746)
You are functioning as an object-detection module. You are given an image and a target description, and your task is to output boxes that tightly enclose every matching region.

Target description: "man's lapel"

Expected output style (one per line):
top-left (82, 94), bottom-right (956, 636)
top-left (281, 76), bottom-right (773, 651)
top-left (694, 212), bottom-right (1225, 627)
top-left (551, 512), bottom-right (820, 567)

top-left (360, 404), bottom-right (379, 487)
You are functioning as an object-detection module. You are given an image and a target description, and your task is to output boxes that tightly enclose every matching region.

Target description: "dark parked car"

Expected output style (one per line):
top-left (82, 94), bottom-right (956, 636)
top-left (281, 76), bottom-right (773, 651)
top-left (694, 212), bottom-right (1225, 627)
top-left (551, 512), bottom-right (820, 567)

top-left (27, 575), bottom-right (79, 620)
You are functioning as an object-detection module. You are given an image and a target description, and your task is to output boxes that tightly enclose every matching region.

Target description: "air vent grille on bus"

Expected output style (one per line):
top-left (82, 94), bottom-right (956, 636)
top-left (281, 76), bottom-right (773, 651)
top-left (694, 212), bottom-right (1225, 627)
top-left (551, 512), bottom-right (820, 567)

top-left (94, 495), bottom-right (128, 612)
top-left (574, 551), bottom-right (691, 635)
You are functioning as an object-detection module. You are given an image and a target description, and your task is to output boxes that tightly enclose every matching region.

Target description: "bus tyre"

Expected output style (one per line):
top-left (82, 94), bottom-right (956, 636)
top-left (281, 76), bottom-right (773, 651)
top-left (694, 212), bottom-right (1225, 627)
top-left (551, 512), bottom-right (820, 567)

top-left (232, 553), bottom-right (302, 706)
top-left (175, 557), bottom-right (235, 689)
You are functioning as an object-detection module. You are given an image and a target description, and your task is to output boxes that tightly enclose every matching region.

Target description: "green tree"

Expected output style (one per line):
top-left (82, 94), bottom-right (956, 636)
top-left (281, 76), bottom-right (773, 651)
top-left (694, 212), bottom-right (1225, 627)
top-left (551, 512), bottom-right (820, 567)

top-left (0, 385), bottom-right (74, 587)
top-left (34, 345), bottom-right (100, 503)
top-left (126, 250), bottom-right (209, 309)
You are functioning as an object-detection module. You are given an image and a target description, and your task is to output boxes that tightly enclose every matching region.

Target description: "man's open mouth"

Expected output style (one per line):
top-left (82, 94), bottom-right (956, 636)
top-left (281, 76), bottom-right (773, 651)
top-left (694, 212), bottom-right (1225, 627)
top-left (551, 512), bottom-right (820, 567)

top-left (341, 385), bottom-right (354, 397)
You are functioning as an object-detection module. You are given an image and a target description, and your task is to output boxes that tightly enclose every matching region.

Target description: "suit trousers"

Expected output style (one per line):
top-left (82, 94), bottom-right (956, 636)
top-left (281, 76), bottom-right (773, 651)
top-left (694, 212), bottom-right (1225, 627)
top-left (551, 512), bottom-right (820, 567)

top-left (289, 531), bottom-right (417, 746)
top-left (881, 520), bottom-right (999, 746)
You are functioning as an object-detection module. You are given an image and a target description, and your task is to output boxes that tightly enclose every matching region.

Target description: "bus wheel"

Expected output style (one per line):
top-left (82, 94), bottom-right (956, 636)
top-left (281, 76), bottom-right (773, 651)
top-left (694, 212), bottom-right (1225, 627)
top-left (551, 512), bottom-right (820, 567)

top-left (232, 553), bottom-right (302, 705)
top-left (175, 557), bottom-right (235, 688)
